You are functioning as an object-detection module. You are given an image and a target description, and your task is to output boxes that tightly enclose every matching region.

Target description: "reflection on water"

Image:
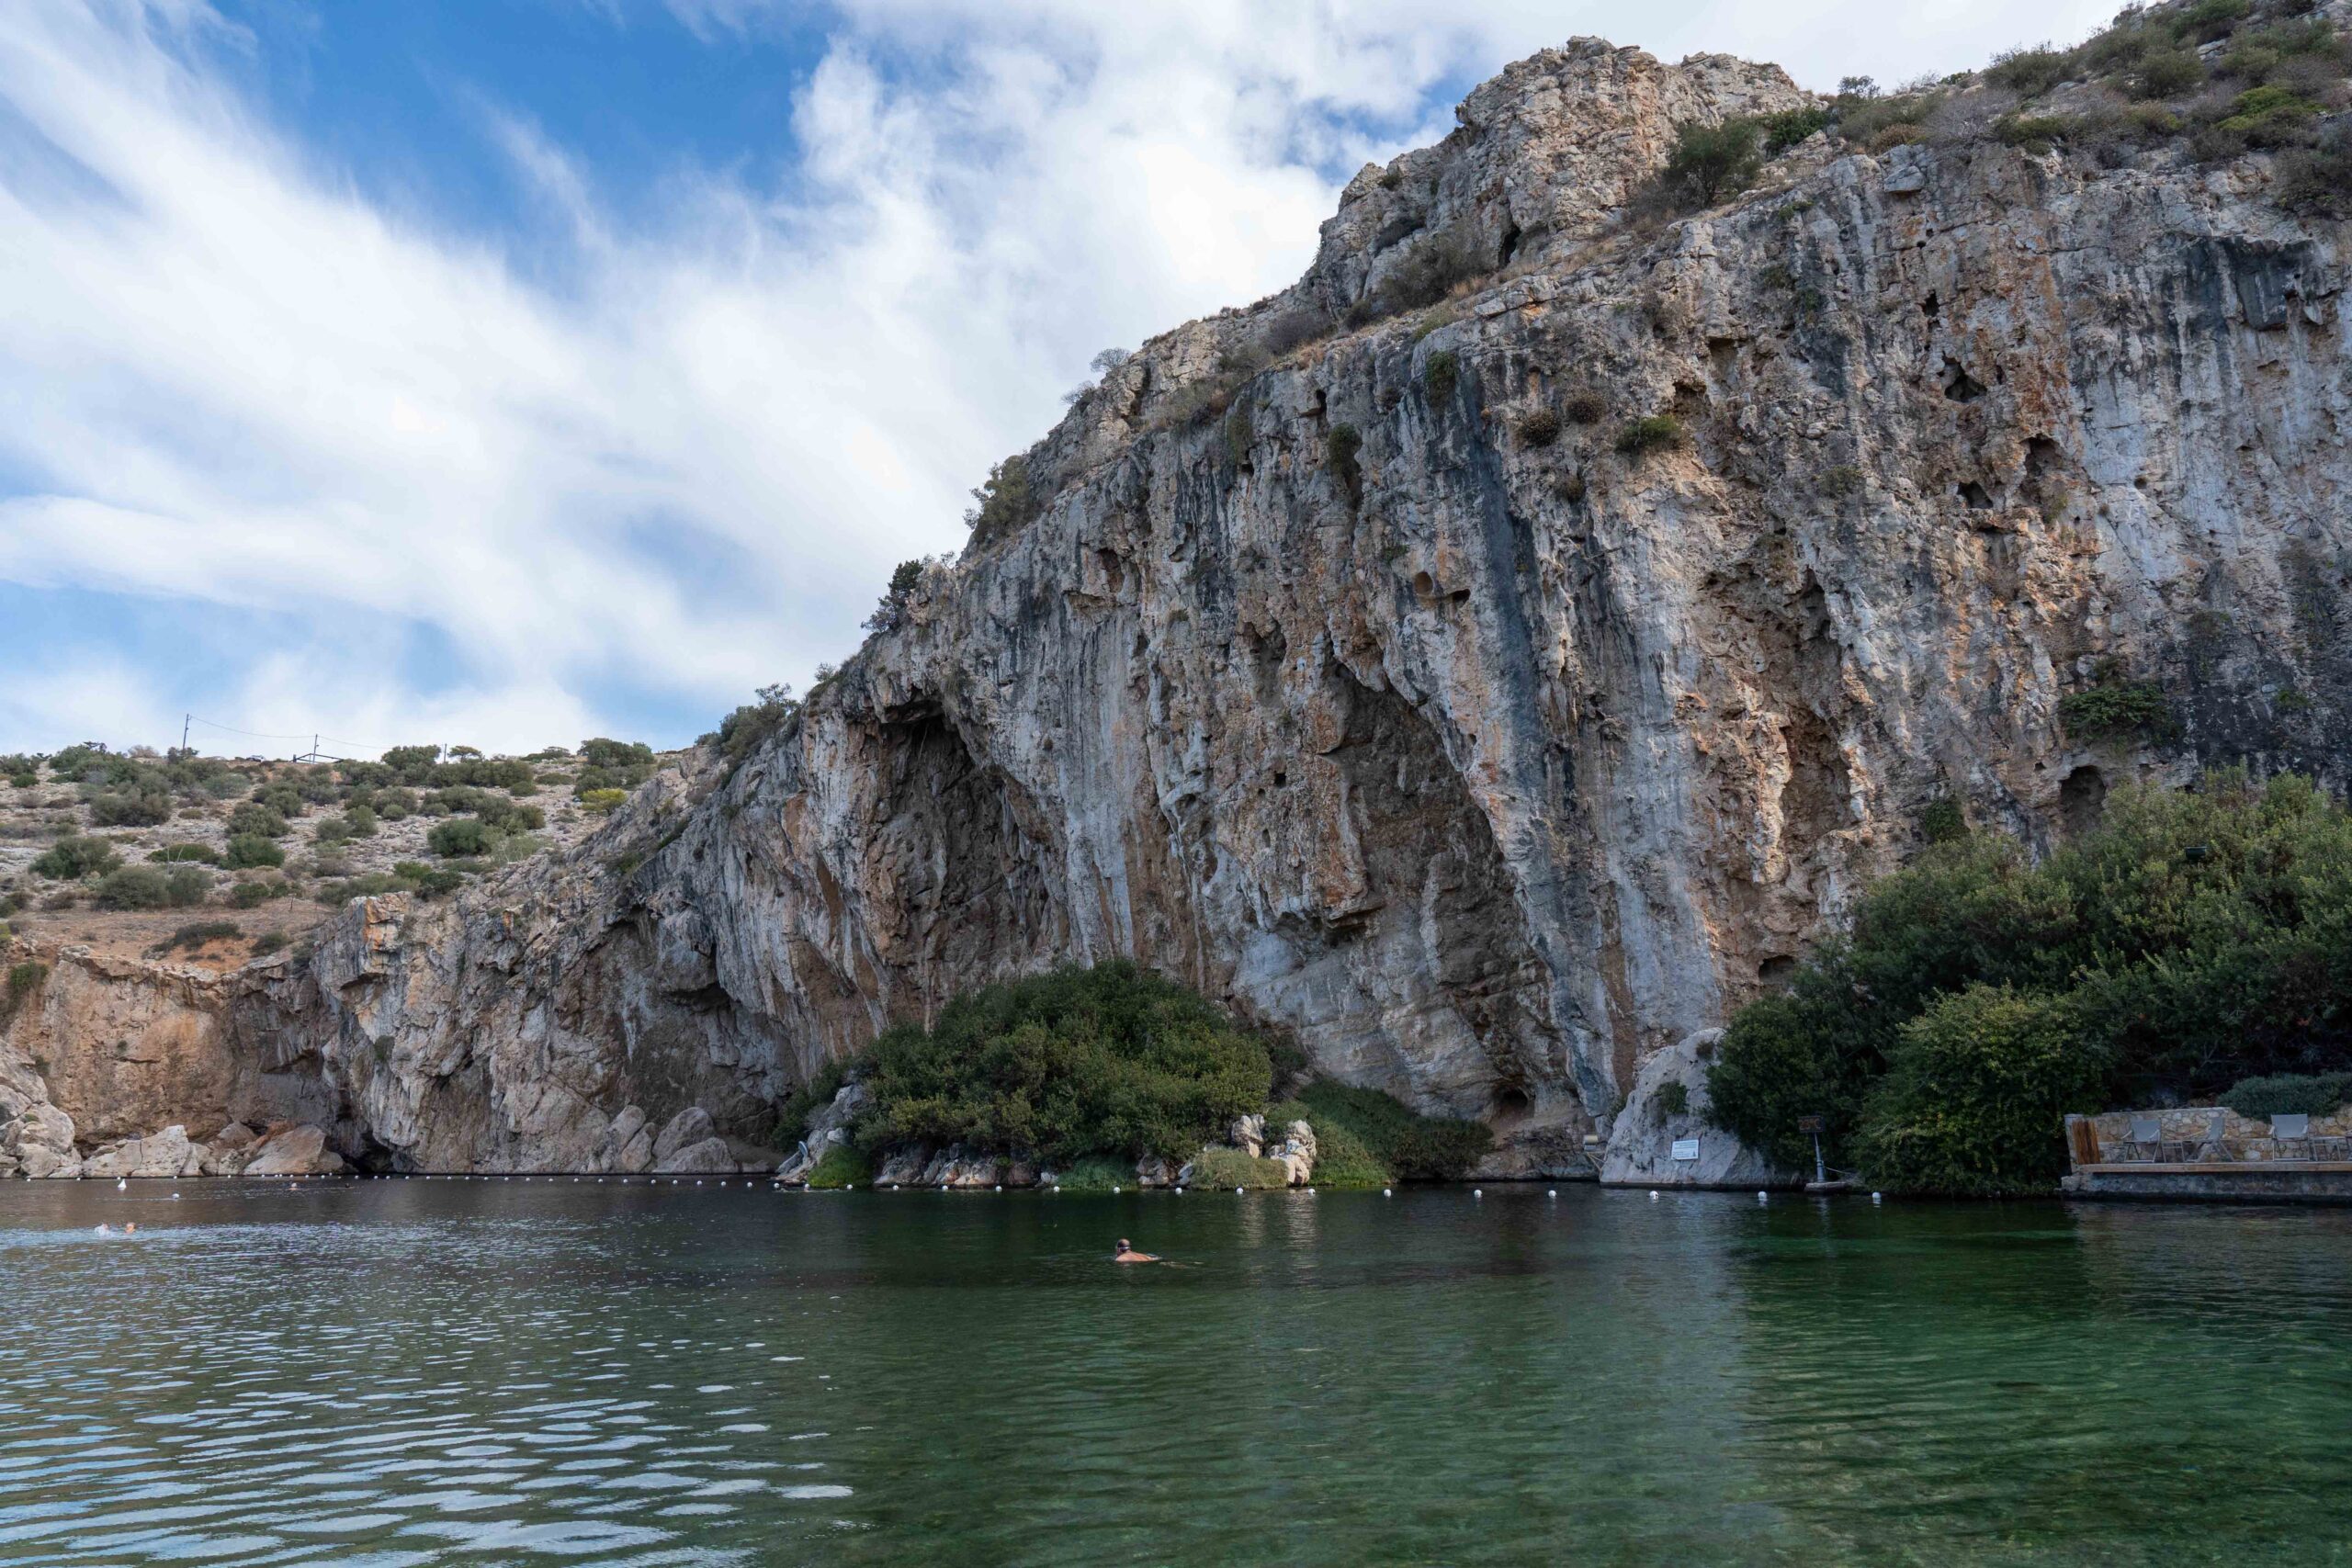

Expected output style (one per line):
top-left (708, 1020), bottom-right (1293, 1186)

top-left (3, 1179), bottom-right (2349, 1564)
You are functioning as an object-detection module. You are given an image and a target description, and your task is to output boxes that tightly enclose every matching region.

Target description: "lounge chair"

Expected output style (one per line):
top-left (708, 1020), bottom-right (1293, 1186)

top-left (2125, 1116), bottom-right (2164, 1163)
top-left (2271, 1112), bottom-right (2312, 1162)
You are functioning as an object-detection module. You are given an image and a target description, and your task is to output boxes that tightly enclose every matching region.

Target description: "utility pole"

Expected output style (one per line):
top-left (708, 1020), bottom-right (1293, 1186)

top-left (181, 714), bottom-right (190, 753)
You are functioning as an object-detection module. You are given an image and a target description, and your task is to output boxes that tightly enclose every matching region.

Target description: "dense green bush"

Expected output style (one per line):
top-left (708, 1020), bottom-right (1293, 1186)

top-left (1852, 986), bottom-right (2106, 1195)
top-left (88, 787), bottom-right (172, 828)
top-left (96, 866), bottom-right (173, 910)
top-left (2222, 1073), bottom-right (2351, 1120)
top-left (152, 920), bottom-right (241, 957)
top-left (229, 879), bottom-right (284, 908)
top-left (251, 783), bottom-right (306, 818)
top-left (1759, 106), bottom-right (1832, 152)
top-left (2, 960), bottom-right (46, 1021)
top-left (1615, 415), bottom-right (1686, 457)
top-left (2058, 665), bottom-right (2177, 741)
top-left (1423, 349), bottom-right (1459, 402)
top-left (805, 1144), bottom-right (871, 1189)
top-left (963, 455), bottom-right (1039, 540)
top-left (427, 818), bottom-right (494, 858)
top-left (1266, 1101), bottom-right (1390, 1189)
top-left (1710, 773), bottom-right (2352, 1192)
top-left (1344, 230), bottom-right (1482, 325)
top-left (1561, 388), bottom-right (1607, 424)
top-left (1188, 1146), bottom-right (1294, 1189)
top-left (1654, 118), bottom-right (1763, 209)
top-left (847, 961), bottom-right (1272, 1165)
top-left (227, 802), bottom-right (289, 839)
top-left (1516, 408), bottom-right (1562, 447)
top-left (223, 834), bottom-right (286, 871)
top-left (1295, 1079), bottom-right (1492, 1180)
top-left (30, 836), bottom-right (120, 880)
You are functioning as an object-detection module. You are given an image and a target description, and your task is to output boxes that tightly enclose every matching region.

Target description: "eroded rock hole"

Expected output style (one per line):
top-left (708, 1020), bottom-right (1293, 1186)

top-left (1940, 358), bottom-right (1986, 402)
top-left (2061, 765), bottom-right (2108, 839)
top-left (1959, 480), bottom-right (1994, 510)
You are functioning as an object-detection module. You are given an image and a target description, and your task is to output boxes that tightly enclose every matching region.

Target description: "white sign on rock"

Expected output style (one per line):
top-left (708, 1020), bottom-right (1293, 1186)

top-left (1670, 1137), bottom-right (1702, 1162)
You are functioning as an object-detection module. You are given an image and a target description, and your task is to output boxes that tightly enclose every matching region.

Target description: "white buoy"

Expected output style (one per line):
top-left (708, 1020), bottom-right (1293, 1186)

top-left (117, 1179), bottom-right (127, 1191)
top-left (1382, 1188), bottom-right (1392, 1197)
top-left (1871, 1191), bottom-right (1883, 1203)
top-left (1052, 1184), bottom-right (1061, 1192)
top-left (1112, 1185), bottom-right (1120, 1193)
top-left (1176, 1187), bottom-right (1184, 1195)
top-left (1306, 1187), bottom-right (1315, 1195)
top-left (172, 1192), bottom-right (180, 1201)
top-left (1547, 1189), bottom-right (1557, 1198)
top-left (1649, 1190), bottom-right (1659, 1200)
top-left (994, 1184), bottom-right (1002, 1191)
top-left (1757, 1190), bottom-right (1769, 1202)
top-left (1236, 1186), bottom-right (1244, 1194)
top-left (1473, 1188), bottom-right (1483, 1198)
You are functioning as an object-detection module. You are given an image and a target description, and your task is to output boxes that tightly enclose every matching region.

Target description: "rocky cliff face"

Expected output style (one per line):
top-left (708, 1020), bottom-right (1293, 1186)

top-left (6, 28), bottom-right (2350, 1176)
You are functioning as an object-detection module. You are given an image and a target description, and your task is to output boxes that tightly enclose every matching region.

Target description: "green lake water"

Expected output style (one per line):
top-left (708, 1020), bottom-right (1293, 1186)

top-left (3, 1179), bottom-right (2349, 1565)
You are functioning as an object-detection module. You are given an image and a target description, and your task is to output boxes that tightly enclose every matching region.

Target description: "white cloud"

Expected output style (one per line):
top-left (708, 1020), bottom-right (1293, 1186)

top-left (0, 0), bottom-right (2116, 753)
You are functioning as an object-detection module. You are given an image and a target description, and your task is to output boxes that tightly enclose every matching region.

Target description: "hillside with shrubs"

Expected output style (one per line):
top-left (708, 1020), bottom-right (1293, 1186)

top-left (0, 738), bottom-right (671, 966)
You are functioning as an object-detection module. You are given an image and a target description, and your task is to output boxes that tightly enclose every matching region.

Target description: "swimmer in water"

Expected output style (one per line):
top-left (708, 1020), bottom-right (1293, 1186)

top-left (94, 1224), bottom-right (111, 1235)
top-left (1113, 1237), bottom-right (1159, 1263)
top-left (123, 1223), bottom-right (136, 1235)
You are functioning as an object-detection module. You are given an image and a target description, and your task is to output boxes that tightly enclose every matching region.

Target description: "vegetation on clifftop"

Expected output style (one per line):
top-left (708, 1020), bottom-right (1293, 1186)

top-left (1707, 773), bottom-right (2352, 1195)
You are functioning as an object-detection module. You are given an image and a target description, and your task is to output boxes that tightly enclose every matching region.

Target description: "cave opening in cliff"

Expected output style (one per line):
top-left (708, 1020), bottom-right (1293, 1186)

top-left (2062, 764), bottom-right (2108, 839)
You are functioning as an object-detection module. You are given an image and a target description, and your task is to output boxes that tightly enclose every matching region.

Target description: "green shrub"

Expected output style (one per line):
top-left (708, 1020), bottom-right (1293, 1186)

top-left (2, 960), bottom-right (46, 1021)
top-left (2214, 84), bottom-right (2321, 145)
top-left (1298, 1115), bottom-right (1390, 1189)
top-left (2222, 1073), bottom-right (2351, 1120)
top-left (2058, 669), bottom-right (2177, 741)
top-left (1295, 1079), bottom-right (1491, 1180)
top-left (1985, 44), bottom-right (2073, 96)
top-left (31, 835), bottom-right (121, 880)
top-left (427, 818), bottom-right (494, 858)
top-left (2170, 0), bottom-right (2249, 45)
top-left (228, 802), bottom-right (288, 839)
top-left (963, 454), bottom-right (1040, 540)
top-left (96, 866), bottom-right (173, 910)
top-left (850, 961), bottom-right (1272, 1165)
top-left (251, 783), bottom-right (305, 818)
top-left (380, 745), bottom-right (443, 783)
top-left (1710, 773), bottom-right (2352, 1190)
top-left (804, 1144), bottom-right (872, 1190)
top-left (1615, 415), bottom-right (1686, 457)
top-left (88, 788), bottom-right (172, 828)
top-left (1050, 1155), bottom-right (1134, 1192)
top-left (579, 787), bottom-right (628, 813)
top-left (2276, 131), bottom-right (2352, 216)
top-left (223, 834), bottom-right (285, 871)
top-left (776, 1056), bottom-right (854, 1145)
top-left (251, 931), bottom-right (288, 956)
top-left (1920, 797), bottom-right (1968, 844)
top-left (2131, 47), bottom-right (2207, 98)
top-left (1327, 424), bottom-right (1364, 508)
top-left (1423, 349), bottom-right (1458, 402)
top-left (1995, 114), bottom-right (2075, 152)
top-left (1344, 230), bottom-right (1482, 325)
top-left (391, 862), bottom-right (464, 898)
top-left (1655, 117), bottom-right (1763, 209)
top-left (1188, 1146), bottom-right (1294, 1189)
top-left (579, 738), bottom-right (654, 771)
top-left (229, 879), bottom-right (283, 908)
top-left (152, 919), bottom-right (242, 957)
top-left (164, 865), bottom-right (210, 907)
top-left (1854, 986), bottom-right (2106, 1195)
top-left (1759, 106), bottom-right (1832, 152)
top-left (1656, 1080), bottom-right (1691, 1117)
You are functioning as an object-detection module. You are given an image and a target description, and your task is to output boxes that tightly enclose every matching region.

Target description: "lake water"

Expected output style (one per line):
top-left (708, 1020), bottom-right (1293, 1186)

top-left (4, 1179), bottom-right (2349, 1565)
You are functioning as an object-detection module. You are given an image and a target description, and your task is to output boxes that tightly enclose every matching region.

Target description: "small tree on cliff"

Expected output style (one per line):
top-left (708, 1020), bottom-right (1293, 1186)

top-left (864, 559), bottom-right (926, 633)
top-left (1657, 118), bottom-right (1764, 209)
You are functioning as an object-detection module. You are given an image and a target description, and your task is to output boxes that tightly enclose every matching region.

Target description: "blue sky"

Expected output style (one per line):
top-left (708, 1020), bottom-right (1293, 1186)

top-left (0, 0), bottom-right (2115, 758)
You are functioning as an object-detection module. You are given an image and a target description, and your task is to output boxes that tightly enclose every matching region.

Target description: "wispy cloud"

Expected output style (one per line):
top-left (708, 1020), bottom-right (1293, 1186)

top-left (0, 0), bottom-right (2112, 752)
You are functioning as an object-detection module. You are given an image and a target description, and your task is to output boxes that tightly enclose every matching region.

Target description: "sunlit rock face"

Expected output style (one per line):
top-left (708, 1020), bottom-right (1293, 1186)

top-left (6, 32), bottom-right (2349, 1175)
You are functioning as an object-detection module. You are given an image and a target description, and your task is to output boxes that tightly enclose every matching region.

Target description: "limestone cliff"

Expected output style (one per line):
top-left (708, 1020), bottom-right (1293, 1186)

top-left (6, 28), bottom-right (2351, 1176)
